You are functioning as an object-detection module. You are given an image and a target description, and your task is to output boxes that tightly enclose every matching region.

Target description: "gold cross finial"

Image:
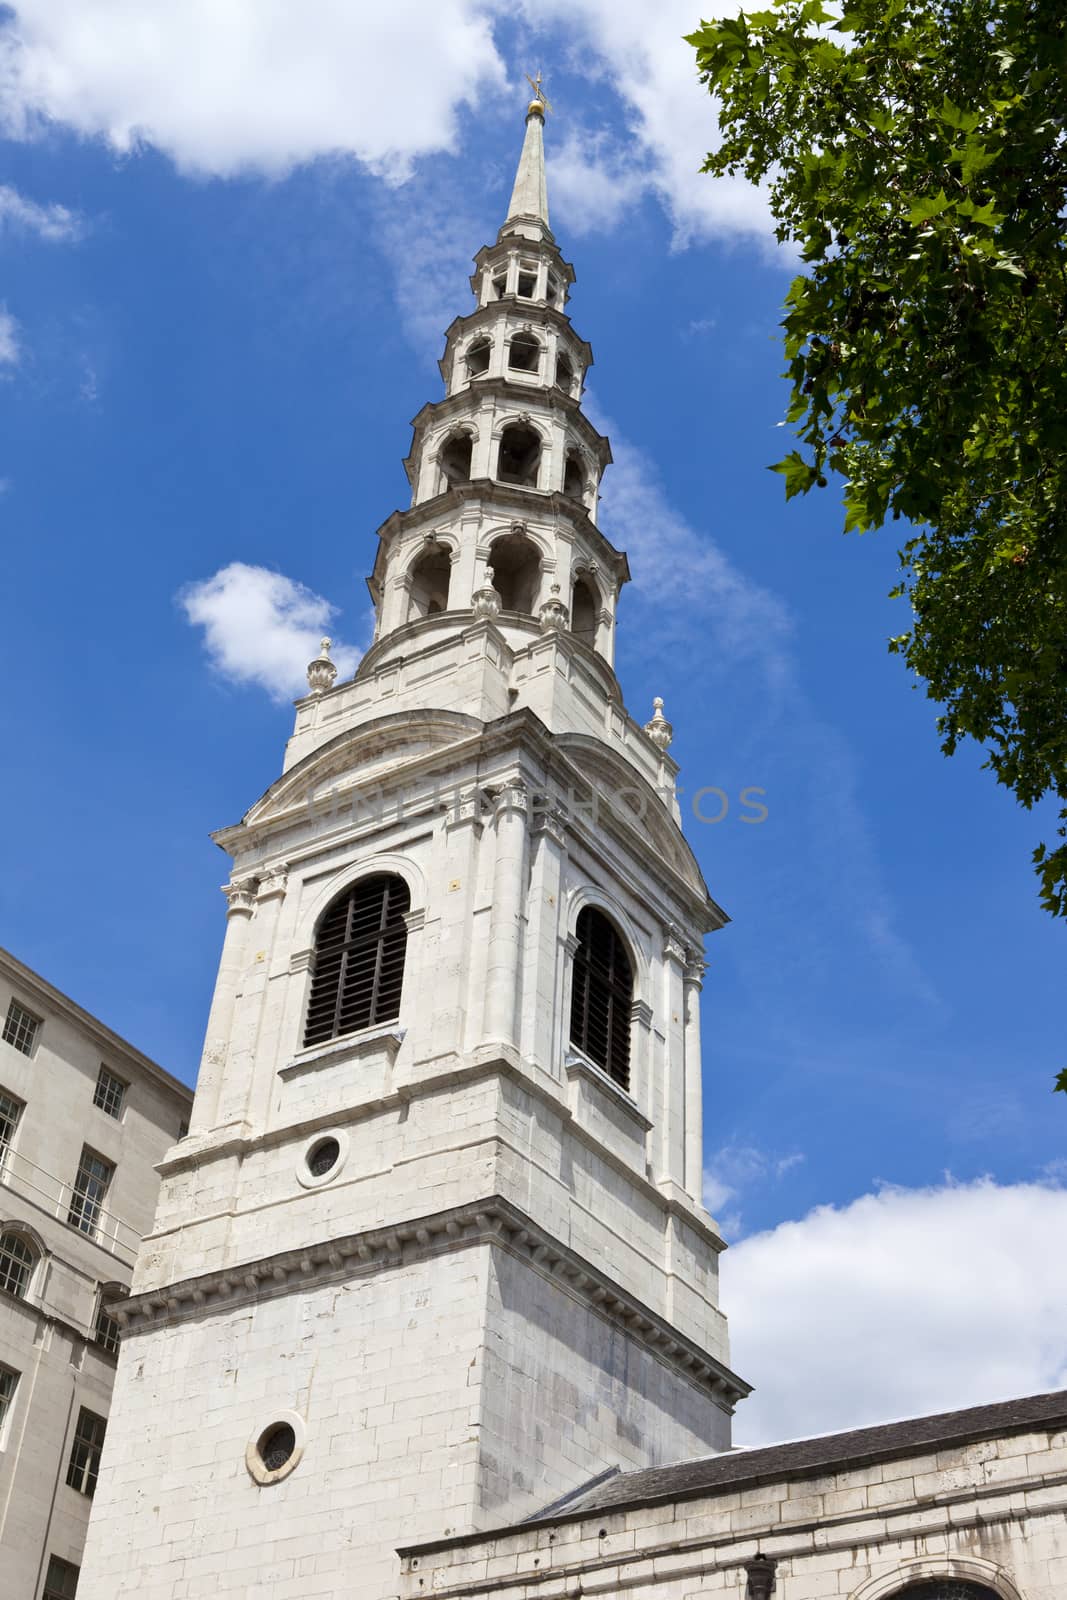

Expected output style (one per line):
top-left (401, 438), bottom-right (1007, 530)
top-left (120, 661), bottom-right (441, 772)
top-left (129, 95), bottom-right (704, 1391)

top-left (525, 69), bottom-right (552, 114)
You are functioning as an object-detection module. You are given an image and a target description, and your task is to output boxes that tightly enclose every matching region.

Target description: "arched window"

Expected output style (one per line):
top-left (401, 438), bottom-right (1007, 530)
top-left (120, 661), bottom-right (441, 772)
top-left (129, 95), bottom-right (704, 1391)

top-left (488, 531), bottom-right (541, 613)
top-left (439, 431), bottom-right (473, 488)
top-left (0, 1230), bottom-right (36, 1299)
top-left (507, 332), bottom-right (540, 374)
top-left (303, 874), bottom-right (411, 1048)
top-left (563, 452), bottom-right (587, 501)
top-left (569, 907), bottom-right (633, 1090)
top-left (409, 543), bottom-right (451, 617)
top-left (497, 423), bottom-right (541, 488)
top-left (465, 337), bottom-right (491, 378)
top-left (894, 1585), bottom-right (1000, 1600)
top-left (571, 577), bottom-right (598, 646)
top-left (555, 352), bottom-right (574, 393)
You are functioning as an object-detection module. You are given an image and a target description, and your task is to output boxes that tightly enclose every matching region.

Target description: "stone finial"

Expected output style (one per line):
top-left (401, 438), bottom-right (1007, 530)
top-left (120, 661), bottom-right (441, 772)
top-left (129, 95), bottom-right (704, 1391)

top-left (471, 565), bottom-right (502, 621)
top-left (306, 637), bottom-right (337, 696)
top-left (538, 581), bottom-right (569, 633)
top-left (644, 696), bottom-right (673, 752)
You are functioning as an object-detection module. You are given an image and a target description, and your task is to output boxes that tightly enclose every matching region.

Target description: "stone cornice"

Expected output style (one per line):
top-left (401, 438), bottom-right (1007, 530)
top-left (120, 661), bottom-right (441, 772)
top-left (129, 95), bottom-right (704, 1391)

top-left (154, 1047), bottom-right (726, 1257)
top-left (213, 707), bottom-right (716, 927)
top-left (115, 1193), bottom-right (749, 1411)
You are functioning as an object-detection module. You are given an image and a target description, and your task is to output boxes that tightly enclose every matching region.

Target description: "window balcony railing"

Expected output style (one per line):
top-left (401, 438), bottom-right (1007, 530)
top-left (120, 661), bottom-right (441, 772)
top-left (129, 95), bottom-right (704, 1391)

top-left (0, 1148), bottom-right (140, 1267)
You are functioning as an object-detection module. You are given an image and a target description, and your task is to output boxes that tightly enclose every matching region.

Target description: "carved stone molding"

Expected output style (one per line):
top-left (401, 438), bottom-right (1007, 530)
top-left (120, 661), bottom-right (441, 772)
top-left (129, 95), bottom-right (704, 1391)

top-left (663, 922), bottom-right (688, 965)
top-left (684, 958), bottom-right (707, 990)
top-left (257, 864), bottom-right (289, 902)
top-left (492, 778), bottom-right (529, 818)
top-left (114, 1195), bottom-right (751, 1412)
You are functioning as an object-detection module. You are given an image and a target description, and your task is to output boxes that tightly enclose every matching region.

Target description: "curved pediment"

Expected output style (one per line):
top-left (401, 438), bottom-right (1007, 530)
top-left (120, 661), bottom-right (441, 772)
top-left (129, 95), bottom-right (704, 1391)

top-left (241, 710), bottom-right (485, 831)
top-left (553, 734), bottom-right (712, 909)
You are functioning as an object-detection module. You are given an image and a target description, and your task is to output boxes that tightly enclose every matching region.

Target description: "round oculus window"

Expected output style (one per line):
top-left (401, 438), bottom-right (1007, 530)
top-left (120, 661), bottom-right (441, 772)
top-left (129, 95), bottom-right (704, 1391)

top-left (259, 1423), bottom-right (296, 1473)
top-left (307, 1137), bottom-right (340, 1177)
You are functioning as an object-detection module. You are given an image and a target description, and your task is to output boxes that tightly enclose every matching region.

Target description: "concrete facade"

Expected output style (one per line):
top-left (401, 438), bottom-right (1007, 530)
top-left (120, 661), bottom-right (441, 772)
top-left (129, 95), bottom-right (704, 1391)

top-left (0, 947), bottom-right (192, 1599)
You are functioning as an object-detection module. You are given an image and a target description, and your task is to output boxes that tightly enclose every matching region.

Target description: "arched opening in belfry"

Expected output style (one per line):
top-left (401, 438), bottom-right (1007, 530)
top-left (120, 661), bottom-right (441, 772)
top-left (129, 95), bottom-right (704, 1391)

top-left (439, 430), bottom-right (473, 488)
top-left (507, 331), bottom-right (540, 374)
top-left (409, 543), bottom-right (452, 618)
top-left (497, 423), bottom-right (541, 489)
top-left (489, 531), bottom-right (541, 614)
top-left (555, 352), bottom-right (575, 393)
top-left (571, 576), bottom-right (598, 646)
top-left (563, 451), bottom-right (588, 502)
top-left (465, 337), bottom-right (491, 378)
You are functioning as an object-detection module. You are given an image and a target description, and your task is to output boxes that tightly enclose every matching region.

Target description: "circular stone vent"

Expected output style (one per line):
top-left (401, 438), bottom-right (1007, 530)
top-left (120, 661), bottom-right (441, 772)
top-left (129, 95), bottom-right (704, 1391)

top-left (307, 1137), bottom-right (340, 1177)
top-left (259, 1424), bottom-right (296, 1473)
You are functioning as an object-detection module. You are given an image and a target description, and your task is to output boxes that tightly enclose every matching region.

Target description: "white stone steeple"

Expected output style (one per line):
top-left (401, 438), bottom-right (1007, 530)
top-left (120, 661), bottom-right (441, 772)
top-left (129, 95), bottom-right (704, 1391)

top-left (77, 96), bottom-right (746, 1600)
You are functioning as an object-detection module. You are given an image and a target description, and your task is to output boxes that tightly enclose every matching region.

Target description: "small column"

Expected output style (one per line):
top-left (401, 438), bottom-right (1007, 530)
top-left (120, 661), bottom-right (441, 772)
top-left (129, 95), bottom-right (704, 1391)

top-left (520, 800), bottom-right (568, 1067)
top-left (188, 878), bottom-right (257, 1134)
top-left (216, 866), bottom-right (289, 1130)
top-left (660, 922), bottom-right (688, 1187)
top-left (483, 779), bottom-right (530, 1048)
top-left (683, 957), bottom-right (706, 1201)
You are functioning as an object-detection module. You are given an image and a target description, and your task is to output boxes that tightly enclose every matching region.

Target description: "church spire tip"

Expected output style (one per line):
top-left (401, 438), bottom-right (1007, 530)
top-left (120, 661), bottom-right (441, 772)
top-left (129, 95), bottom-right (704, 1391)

top-left (502, 74), bottom-right (552, 242)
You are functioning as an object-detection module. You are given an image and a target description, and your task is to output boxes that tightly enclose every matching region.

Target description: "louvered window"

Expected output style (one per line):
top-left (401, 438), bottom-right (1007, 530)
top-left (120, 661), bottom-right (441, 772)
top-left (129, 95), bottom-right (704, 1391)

top-left (569, 907), bottom-right (634, 1090)
top-left (303, 874), bottom-right (411, 1048)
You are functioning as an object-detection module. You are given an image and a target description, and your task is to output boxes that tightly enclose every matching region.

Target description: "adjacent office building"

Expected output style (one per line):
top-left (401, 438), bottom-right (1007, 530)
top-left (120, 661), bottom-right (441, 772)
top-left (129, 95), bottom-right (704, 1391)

top-left (0, 946), bottom-right (192, 1598)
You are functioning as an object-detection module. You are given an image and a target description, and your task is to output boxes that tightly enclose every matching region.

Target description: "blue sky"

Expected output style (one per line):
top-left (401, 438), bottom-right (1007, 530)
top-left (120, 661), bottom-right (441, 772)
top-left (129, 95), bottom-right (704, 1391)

top-left (1, 4), bottom-right (1064, 1443)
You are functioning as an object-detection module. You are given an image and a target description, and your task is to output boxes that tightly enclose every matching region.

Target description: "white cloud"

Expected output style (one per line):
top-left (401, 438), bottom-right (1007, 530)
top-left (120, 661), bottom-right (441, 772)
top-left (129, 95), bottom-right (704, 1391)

top-left (0, 306), bottom-right (19, 367)
top-left (727, 1178), bottom-right (1067, 1446)
top-left (0, 182), bottom-right (83, 240)
top-left (703, 1143), bottom-right (804, 1238)
top-left (0, 0), bottom-right (506, 180)
top-left (0, 2), bottom-right (774, 250)
top-left (528, 0), bottom-right (776, 247)
top-left (179, 562), bottom-right (361, 702)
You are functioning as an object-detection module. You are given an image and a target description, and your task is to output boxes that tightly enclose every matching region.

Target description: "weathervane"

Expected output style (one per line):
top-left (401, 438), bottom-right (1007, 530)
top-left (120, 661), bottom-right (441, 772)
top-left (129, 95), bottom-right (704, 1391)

top-left (525, 69), bottom-right (553, 114)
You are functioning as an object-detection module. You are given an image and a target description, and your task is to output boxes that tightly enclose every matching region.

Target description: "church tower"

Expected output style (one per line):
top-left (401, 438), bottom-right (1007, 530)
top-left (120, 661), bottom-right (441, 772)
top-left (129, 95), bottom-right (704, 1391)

top-left (78, 93), bottom-right (748, 1600)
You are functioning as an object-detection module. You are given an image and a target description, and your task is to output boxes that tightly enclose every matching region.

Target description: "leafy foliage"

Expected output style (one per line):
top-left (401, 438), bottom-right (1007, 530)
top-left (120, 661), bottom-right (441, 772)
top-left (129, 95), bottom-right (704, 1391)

top-left (687, 0), bottom-right (1067, 980)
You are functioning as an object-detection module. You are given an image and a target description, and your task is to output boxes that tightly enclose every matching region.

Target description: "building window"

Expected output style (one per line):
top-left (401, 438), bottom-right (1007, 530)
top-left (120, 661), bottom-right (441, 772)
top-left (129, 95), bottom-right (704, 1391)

top-left (496, 422), bottom-right (541, 488)
top-left (0, 1231), bottom-right (35, 1299)
top-left (67, 1148), bottom-right (113, 1237)
top-left (303, 874), bottom-right (411, 1048)
top-left (94, 1298), bottom-right (122, 1356)
top-left (0, 1087), bottom-right (23, 1169)
top-left (516, 263), bottom-right (537, 298)
top-left (42, 1555), bottom-right (80, 1600)
top-left (507, 331), bottom-right (540, 373)
top-left (177, 1119), bottom-right (189, 1141)
top-left (569, 907), bottom-right (634, 1091)
top-left (894, 1585), bottom-right (1000, 1599)
top-left (465, 336), bottom-right (491, 377)
top-left (2, 998), bottom-right (40, 1057)
top-left (0, 1363), bottom-right (18, 1438)
top-left (65, 1407), bottom-right (107, 1496)
top-left (439, 430), bottom-right (473, 487)
top-left (555, 351), bottom-right (575, 393)
top-left (92, 1065), bottom-right (127, 1120)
